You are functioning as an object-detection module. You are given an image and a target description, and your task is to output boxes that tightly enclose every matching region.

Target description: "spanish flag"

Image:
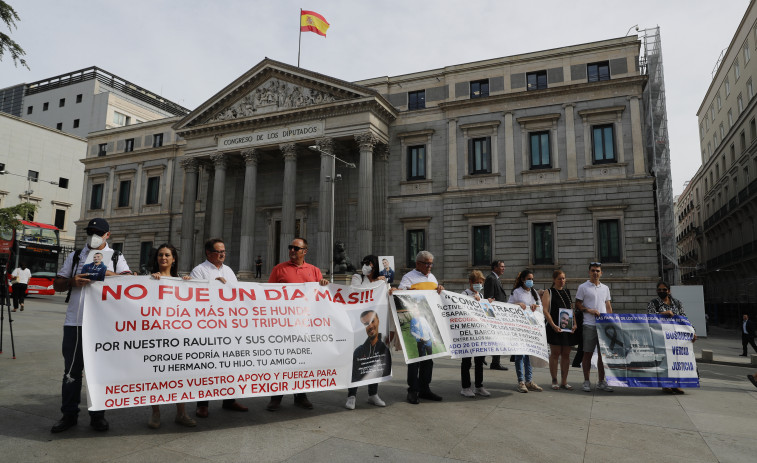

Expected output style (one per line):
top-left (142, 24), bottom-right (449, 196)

top-left (300, 10), bottom-right (329, 37)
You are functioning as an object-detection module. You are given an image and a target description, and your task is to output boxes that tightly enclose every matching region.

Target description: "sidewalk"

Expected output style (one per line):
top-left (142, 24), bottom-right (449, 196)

top-left (694, 326), bottom-right (757, 367)
top-left (1, 295), bottom-right (756, 463)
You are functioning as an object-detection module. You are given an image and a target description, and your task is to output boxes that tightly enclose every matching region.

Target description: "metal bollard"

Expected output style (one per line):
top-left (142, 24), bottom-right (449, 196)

top-left (701, 350), bottom-right (713, 363)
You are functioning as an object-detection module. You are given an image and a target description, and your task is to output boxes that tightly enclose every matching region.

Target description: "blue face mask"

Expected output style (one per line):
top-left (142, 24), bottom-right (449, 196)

top-left (472, 283), bottom-right (483, 292)
top-left (525, 279), bottom-right (534, 289)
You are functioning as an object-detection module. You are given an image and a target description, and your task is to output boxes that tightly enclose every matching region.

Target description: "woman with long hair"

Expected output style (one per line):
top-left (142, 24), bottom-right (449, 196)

top-left (147, 243), bottom-right (196, 429)
top-left (540, 270), bottom-right (577, 390)
top-left (508, 269), bottom-right (543, 393)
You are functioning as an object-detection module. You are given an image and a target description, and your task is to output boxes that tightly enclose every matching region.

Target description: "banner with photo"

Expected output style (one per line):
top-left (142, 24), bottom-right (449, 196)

top-left (81, 277), bottom-right (391, 410)
top-left (596, 313), bottom-right (699, 388)
top-left (390, 290), bottom-right (549, 364)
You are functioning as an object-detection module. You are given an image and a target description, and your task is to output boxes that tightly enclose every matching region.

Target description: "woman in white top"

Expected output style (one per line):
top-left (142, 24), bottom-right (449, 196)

top-left (11, 262), bottom-right (32, 311)
top-left (346, 254), bottom-right (388, 410)
top-left (460, 270), bottom-right (492, 398)
top-left (508, 269), bottom-right (543, 393)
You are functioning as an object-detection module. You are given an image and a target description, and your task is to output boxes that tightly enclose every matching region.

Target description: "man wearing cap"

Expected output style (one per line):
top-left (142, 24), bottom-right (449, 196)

top-left (50, 218), bottom-right (132, 433)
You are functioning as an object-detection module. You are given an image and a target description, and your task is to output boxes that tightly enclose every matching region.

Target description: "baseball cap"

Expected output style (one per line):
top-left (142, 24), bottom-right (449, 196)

top-left (86, 218), bottom-right (110, 235)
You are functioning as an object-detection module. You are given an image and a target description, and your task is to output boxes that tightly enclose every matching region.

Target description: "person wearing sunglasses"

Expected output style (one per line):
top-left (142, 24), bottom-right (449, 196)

top-left (190, 238), bottom-right (247, 417)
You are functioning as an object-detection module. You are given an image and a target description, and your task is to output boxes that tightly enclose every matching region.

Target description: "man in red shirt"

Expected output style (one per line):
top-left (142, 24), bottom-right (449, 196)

top-left (267, 237), bottom-right (329, 411)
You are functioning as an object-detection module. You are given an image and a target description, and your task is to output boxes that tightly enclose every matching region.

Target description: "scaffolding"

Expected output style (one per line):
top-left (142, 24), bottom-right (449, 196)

top-left (640, 26), bottom-right (678, 283)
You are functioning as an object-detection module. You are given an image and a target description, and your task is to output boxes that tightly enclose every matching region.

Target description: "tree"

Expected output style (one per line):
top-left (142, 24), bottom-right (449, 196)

top-left (0, 1), bottom-right (28, 69)
top-left (0, 203), bottom-right (37, 234)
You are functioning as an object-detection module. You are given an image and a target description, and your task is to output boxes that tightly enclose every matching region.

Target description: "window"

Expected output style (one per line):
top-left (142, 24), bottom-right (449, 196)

top-left (408, 90), bottom-right (425, 110)
top-left (533, 223), bottom-right (554, 265)
top-left (699, 123), bottom-right (704, 139)
top-left (153, 133), bottom-right (163, 147)
top-left (76, 94), bottom-right (83, 103)
top-left (728, 109), bottom-right (734, 127)
top-left (406, 230), bottom-right (425, 267)
top-left (43, 102), bottom-right (49, 111)
top-left (720, 123), bottom-right (725, 140)
top-left (592, 124), bottom-right (615, 163)
top-left (98, 143), bottom-right (107, 156)
top-left (470, 79), bottom-right (489, 99)
top-left (734, 59), bottom-right (741, 80)
top-left (740, 130), bottom-right (746, 151)
top-left (26, 105), bottom-right (32, 115)
top-left (0, 162), bottom-right (4, 172)
top-left (472, 225), bottom-right (491, 266)
top-left (139, 242), bottom-right (154, 275)
top-left (59, 98), bottom-right (65, 107)
top-left (111, 242), bottom-right (123, 254)
top-left (407, 145), bottom-right (426, 180)
top-left (90, 183), bottom-right (104, 209)
top-left (58, 177), bottom-right (69, 189)
top-left (710, 105), bottom-right (715, 122)
top-left (598, 219), bottom-right (621, 263)
top-left (717, 94), bottom-right (722, 110)
top-left (113, 111), bottom-right (127, 126)
top-left (118, 180), bottom-right (131, 207)
top-left (73, 119), bottom-right (80, 128)
top-left (726, 78), bottom-right (731, 96)
top-left (54, 209), bottom-right (66, 230)
top-left (731, 144), bottom-right (736, 163)
top-left (751, 118), bottom-right (756, 140)
top-left (468, 137), bottom-right (491, 174)
top-left (749, 79), bottom-right (754, 100)
top-left (56, 122), bottom-right (62, 130)
top-left (587, 61), bottom-right (610, 82)
top-left (146, 176), bottom-right (160, 205)
top-left (125, 138), bottom-right (134, 152)
top-left (28, 170), bottom-right (39, 182)
top-left (529, 131), bottom-right (551, 168)
top-left (738, 94), bottom-right (744, 114)
top-left (745, 42), bottom-right (751, 63)
top-left (526, 70), bottom-right (547, 90)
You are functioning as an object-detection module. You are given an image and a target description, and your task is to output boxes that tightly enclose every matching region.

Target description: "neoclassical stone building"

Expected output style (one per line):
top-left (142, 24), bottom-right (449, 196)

top-left (80, 35), bottom-right (667, 312)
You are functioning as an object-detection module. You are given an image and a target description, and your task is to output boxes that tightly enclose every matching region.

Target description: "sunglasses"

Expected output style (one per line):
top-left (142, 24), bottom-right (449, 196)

top-left (288, 245), bottom-right (306, 252)
top-left (590, 262), bottom-right (602, 267)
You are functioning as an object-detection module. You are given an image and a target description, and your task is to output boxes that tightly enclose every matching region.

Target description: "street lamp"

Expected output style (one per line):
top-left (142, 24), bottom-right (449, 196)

top-left (308, 145), bottom-right (356, 282)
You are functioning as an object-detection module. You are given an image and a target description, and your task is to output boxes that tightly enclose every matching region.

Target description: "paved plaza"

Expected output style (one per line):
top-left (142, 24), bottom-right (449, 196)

top-left (1, 294), bottom-right (756, 462)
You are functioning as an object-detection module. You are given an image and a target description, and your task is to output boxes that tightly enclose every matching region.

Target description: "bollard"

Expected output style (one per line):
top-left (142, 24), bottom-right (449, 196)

top-left (701, 350), bottom-right (713, 363)
top-left (751, 354), bottom-right (757, 367)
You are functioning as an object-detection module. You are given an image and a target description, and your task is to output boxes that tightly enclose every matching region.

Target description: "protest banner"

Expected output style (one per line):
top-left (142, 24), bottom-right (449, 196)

top-left (81, 277), bottom-right (391, 410)
top-left (596, 313), bottom-right (699, 388)
top-left (390, 290), bottom-right (549, 364)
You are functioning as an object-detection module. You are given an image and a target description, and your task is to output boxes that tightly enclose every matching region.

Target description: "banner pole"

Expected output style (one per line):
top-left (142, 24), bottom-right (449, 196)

top-left (297, 9), bottom-right (302, 67)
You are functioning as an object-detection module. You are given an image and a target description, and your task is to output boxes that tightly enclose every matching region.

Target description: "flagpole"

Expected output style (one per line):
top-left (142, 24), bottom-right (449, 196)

top-left (297, 8), bottom-right (302, 67)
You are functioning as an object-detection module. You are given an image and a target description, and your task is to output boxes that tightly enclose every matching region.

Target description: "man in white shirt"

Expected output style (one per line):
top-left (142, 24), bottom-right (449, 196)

top-left (575, 262), bottom-right (614, 393)
top-left (11, 262), bottom-right (31, 311)
top-left (190, 238), bottom-right (247, 417)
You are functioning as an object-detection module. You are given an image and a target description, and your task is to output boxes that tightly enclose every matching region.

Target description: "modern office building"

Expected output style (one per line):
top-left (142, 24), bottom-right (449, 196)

top-left (78, 34), bottom-right (674, 312)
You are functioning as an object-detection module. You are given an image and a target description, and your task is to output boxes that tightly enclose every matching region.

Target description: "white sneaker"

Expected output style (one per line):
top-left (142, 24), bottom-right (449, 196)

top-left (367, 394), bottom-right (386, 407)
top-left (474, 386), bottom-right (490, 397)
top-left (345, 396), bottom-right (356, 410)
top-left (582, 380), bottom-right (592, 392)
top-left (598, 380), bottom-right (614, 392)
top-left (460, 387), bottom-right (475, 398)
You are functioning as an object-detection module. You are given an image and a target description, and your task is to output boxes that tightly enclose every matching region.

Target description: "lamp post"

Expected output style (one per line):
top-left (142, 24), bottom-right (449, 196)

top-left (307, 145), bottom-right (355, 282)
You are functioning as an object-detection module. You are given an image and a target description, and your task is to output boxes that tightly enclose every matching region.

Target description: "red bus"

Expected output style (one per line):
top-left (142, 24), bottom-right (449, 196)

top-left (0, 220), bottom-right (61, 296)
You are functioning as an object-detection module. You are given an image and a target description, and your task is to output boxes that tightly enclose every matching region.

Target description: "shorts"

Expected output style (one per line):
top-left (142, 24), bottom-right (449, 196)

top-left (582, 325), bottom-right (599, 351)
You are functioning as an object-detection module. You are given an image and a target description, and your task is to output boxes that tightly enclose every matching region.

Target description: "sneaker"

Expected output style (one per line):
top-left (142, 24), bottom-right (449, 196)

top-left (474, 386), bottom-right (491, 397)
top-left (460, 387), bottom-right (475, 398)
top-left (597, 380), bottom-right (614, 392)
top-left (517, 382), bottom-right (528, 393)
top-left (368, 394), bottom-right (386, 407)
top-left (525, 381), bottom-right (543, 392)
top-left (345, 396), bottom-right (356, 410)
top-left (582, 380), bottom-right (592, 392)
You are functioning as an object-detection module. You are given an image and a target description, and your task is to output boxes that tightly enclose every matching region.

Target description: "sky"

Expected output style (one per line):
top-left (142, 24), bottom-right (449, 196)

top-left (0, 0), bottom-right (751, 195)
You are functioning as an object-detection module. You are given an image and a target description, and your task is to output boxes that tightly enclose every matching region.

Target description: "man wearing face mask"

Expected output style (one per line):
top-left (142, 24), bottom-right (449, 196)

top-left (51, 218), bottom-right (132, 433)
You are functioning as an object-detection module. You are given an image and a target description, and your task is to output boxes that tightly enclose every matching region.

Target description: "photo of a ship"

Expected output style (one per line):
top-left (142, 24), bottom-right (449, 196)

top-left (598, 322), bottom-right (667, 374)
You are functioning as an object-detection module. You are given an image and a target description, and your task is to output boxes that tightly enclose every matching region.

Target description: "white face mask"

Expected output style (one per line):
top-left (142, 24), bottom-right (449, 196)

top-left (362, 265), bottom-right (372, 276)
top-left (87, 234), bottom-right (105, 249)
top-left (472, 283), bottom-right (483, 292)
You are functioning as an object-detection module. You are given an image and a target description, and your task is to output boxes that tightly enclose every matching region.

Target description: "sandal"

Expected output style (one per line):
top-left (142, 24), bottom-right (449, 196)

top-left (551, 381), bottom-right (560, 390)
top-left (560, 384), bottom-right (573, 390)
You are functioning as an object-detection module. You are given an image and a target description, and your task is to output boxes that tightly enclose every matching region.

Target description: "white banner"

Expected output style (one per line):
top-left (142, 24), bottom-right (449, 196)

top-left (81, 277), bottom-right (391, 410)
top-left (391, 290), bottom-right (549, 364)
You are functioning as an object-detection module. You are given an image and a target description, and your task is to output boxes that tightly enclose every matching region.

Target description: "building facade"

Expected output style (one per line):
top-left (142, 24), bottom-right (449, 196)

top-left (676, 0), bottom-right (757, 322)
top-left (79, 36), bottom-right (668, 313)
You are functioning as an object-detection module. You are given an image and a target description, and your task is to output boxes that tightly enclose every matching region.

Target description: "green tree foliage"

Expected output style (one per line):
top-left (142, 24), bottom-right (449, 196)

top-left (0, 203), bottom-right (37, 234)
top-left (0, 1), bottom-right (28, 69)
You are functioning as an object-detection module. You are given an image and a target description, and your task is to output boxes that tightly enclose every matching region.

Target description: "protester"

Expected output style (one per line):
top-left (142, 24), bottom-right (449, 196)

top-left (190, 238), bottom-right (248, 417)
top-left (540, 270), bottom-right (577, 390)
top-left (51, 218), bottom-right (131, 433)
top-left (740, 313), bottom-right (757, 357)
top-left (148, 243), bottom-right (196, 428)
top-left (576, 262), bottom-right (613, 393)
top-left (398, 250), bottom-right (445, 404)
top-left (508, 269), bottom-right (543, 393)
top-left (346, 254), bottom-right (389, 410)
top-left (267, 237), bottom-right (329, 411)
top-left (483, 260), bottom-right (508, 371)
top-left (10, 262), bottom-right (30, 312)
top-left (460, 270), bottom-right (491, 398)
top-left (647, 280), bottom-right (697, 394)
top-left (255, 255), bottom-right (263, 279)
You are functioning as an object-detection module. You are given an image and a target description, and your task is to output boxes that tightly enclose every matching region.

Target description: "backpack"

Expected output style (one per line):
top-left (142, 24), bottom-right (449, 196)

top-left (64, 249), bottom-right (122, 303)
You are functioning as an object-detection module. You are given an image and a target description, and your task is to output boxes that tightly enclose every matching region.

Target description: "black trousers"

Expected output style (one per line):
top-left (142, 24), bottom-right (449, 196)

top-left (742, 334), bottom-right (757, 355)
top-left (407, 342), bottom-right (433, 393)
top-left (12, 283), bottom-right (27, 309)
top-left (61, 326), bottom-right (103, 417)
top-left (461, 356), bottom-right (485, 388)
top-left (347, 383), bottom-right (378, 397)
top-left (490, 355), bottom-right (502, 367)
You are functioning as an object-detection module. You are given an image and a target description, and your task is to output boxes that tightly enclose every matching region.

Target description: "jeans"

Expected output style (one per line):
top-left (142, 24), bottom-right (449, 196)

top-left (514, 355), bottom-right (532, 383)
top-left (61, 326), bottom-right (103, 417)
top-left (461, 356), bottom-right (484, 388)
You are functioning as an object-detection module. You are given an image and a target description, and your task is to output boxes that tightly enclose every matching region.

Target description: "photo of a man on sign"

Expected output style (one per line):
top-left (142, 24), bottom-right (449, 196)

top-left (351, 310), bottom-right (392, 383)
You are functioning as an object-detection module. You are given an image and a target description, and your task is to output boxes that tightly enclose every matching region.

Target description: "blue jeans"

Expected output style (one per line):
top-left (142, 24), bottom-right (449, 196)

top-left (514, 355), bottom-right (532, 383)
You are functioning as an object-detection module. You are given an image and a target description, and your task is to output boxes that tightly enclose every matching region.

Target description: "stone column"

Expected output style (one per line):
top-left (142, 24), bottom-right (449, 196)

top-left (504, 112), bottom-right (516, 184)
top-left (279, 143), bottom-right (298, 262)
top-left (447, 118), bottom-right (458, 190)
top-left (355, 132), bottom-right (378, 260)
top-left (629, 96), bottom-right (646, 176)
top-left (373, 144), bottom-right (390, 253)
top-left (179, 158), bottom-right (199, 274)
top-left (209, 152), bottom-right (227, 239)
top-left (564, 104), bottom-right (578, 180)
top-left (238, 149), bottom-right (259, 280)
top-left (316, 138), bottom-right (334, 275)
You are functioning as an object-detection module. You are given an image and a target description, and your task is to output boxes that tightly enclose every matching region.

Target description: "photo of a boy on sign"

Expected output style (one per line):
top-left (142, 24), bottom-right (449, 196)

top-left (351, 309), bottom-right (392, 383)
